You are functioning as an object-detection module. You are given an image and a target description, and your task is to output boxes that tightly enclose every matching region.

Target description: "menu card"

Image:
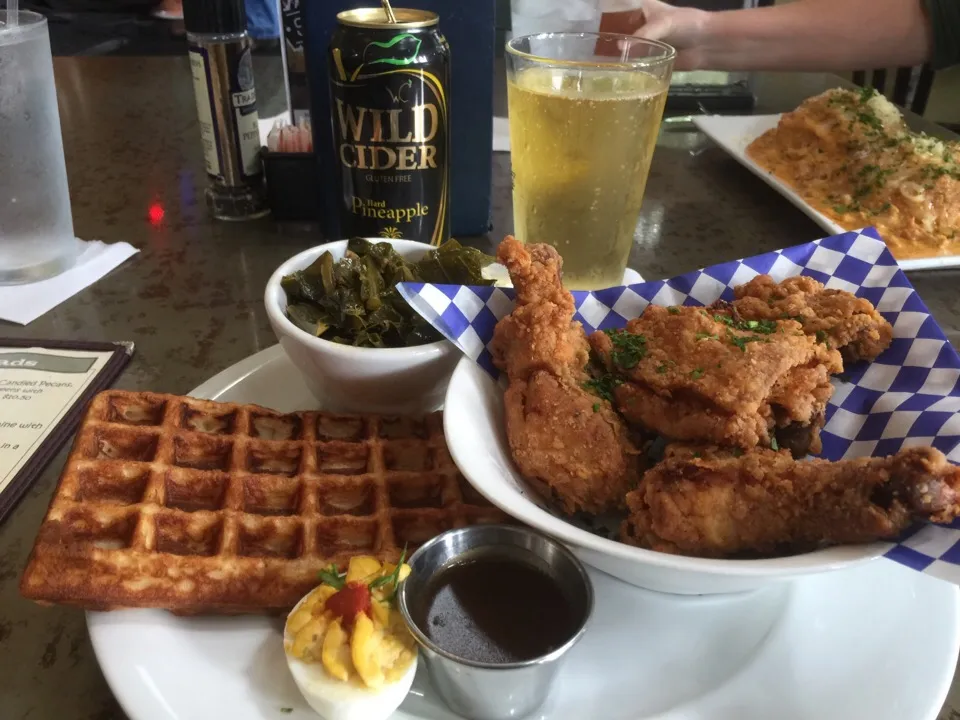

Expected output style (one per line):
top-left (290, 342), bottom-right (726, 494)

top-left (0, 340), bottom-right (133, 524)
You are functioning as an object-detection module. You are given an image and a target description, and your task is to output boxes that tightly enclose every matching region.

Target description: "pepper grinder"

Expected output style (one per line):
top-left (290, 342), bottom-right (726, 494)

top-left (184, 0), bottom-right (270, 221)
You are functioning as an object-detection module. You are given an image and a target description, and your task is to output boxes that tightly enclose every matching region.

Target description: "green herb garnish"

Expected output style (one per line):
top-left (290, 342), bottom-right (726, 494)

top-left (690, 368), bottom-right (705, 379)
top-left (605, 329), bottom-right (647, 369)
top-left (770, 436), bottom-right (780, 451)
top-left (668, 307), bottom-right (680, 315)
top-left (715, 314), bottom-right (778, 335)
top-left (695, 332), bottom-right (719, 341)
top-left (583, 374), bottom-right (623, 402)
top-left (369, 546), bottom-right (408, 592)
top-left (318, 564), bottom-right (345, 590)
top-left (727, 331), bottom-right (768, 352)
top-left (655, 364), bottom-right (668, 374)
top-left (592, 403), bottom-right (600, 413)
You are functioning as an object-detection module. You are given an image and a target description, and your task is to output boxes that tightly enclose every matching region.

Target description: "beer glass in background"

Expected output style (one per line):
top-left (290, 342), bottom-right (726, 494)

top-left (506, 33), bottom-right (675, 290)
top-left (0, 11), bottom-right (79, 285)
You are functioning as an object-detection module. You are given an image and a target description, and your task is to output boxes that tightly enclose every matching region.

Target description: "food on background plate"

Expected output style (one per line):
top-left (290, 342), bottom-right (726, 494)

top-left (722, 274), bottom-right (894, 364)
top-left (490, 237), bottom-right (643, 515)
top-left (746, 87), bottom-right (960, 260)
top-left (622, 445), bottom-right (960, 558)
top-left (284, 555), bottom-right (417, 720)
top-left (488, 238), bottom-right (953, 559)
top-left (281, 238), bottom-right (495, 348)
top-left (589, 304), bottom-right (843, 456)
top-left (19, 391), bottom-right (506, 613)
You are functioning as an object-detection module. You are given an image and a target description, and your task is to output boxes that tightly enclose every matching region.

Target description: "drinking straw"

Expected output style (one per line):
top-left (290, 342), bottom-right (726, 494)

top-left (7, 0), bottom-right (19, 28)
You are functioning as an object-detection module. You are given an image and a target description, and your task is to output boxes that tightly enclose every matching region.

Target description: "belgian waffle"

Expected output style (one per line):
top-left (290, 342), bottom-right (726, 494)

top-left (20, 391), bottom-right (506, 613)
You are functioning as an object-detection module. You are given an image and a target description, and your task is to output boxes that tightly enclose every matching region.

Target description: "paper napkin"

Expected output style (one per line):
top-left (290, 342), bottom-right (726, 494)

top-left (0, 239), bottom-right (138, 325)
top-left (398, 227), bottom-right (960, 586)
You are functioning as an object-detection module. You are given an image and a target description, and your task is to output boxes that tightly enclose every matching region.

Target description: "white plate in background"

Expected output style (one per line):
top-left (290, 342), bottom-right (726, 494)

top-left (694, 114), bottom-right (960, 272)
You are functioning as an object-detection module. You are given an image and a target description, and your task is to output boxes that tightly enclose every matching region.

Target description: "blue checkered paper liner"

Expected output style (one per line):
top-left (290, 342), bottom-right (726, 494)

top-left (398, 228), bottom-right (960, 584)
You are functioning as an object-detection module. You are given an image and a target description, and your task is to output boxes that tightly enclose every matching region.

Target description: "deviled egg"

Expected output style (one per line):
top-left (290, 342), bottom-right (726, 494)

top-left (284, 555), bottom-right (418, 720)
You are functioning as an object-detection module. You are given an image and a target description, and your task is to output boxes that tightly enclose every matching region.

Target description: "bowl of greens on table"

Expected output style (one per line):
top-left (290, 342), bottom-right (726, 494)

top-left (265, 238), bottom-right (495, 414)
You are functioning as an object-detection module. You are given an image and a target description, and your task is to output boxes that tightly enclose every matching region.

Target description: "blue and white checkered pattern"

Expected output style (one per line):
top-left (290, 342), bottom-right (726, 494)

top-left (398, 228), bottom-right (960, 583)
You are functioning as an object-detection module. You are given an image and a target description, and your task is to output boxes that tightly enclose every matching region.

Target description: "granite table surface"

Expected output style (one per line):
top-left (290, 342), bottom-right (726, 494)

top-left (2, 56), bottom-right (959, 720)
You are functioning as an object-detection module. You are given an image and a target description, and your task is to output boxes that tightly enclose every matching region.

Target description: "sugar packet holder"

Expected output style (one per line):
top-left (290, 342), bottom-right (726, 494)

top-left (398, 227), bottom-right (960, 586)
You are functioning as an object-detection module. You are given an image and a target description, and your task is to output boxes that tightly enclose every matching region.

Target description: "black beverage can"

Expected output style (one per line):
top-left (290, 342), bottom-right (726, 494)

top-left (329, 8), bottom-right (450, 245)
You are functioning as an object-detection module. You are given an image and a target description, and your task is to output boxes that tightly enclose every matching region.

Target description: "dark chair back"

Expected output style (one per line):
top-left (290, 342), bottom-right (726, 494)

top-left (852, 66), bottom-right (936, 116)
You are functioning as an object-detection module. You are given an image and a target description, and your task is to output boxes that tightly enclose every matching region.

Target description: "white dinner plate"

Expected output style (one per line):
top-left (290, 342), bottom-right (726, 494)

top-left (693, 114), bottom-right (960, 272)
top-left (87, 346), bottom-right (960, 720)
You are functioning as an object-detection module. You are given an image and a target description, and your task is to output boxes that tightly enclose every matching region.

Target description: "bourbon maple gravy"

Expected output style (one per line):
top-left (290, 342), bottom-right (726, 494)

top-left (398, 525), bottom-right (593, 720)
top-left (410, 550), bottom-right (581, 664)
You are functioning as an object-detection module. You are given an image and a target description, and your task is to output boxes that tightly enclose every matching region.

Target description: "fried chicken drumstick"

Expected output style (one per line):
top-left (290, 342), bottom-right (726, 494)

top-left (589, 305), bottom-right (842, 456)
top-left (724, 274), bottom-right (894, 364)
top-left (622, 445), bottom-right (960, 557)
top-left (491, 237), bottom-right (641, 515)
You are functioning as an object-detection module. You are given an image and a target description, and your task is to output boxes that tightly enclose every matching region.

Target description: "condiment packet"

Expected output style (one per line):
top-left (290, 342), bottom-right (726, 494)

top-left (398, 227), bottom-right (960, 586)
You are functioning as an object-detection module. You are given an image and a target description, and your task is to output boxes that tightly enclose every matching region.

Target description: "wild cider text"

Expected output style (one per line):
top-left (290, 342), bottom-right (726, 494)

top-left (335, 99), bottom-right (440, 170)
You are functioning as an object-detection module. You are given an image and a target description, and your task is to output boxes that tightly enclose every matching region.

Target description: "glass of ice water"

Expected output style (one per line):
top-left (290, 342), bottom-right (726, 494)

top-left (0, 11), bottom-right (79, 285)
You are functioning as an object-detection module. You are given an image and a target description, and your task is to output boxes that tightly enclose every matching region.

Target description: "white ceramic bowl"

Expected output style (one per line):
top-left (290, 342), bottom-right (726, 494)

top-left (442, 357), bottom-right (889, 596)
top-left (265, 240), bottom-right (458, 415)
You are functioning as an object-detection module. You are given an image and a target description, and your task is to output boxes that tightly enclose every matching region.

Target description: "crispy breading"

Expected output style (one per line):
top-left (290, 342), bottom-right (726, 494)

top-left (726, 274), bottom-right (893, 364)
top-left (621, 445), bottom-right (960, 558)
top-left (491, 237), bottom-right (641, 515)
top-left (589, 304), bottom-right (843, 453)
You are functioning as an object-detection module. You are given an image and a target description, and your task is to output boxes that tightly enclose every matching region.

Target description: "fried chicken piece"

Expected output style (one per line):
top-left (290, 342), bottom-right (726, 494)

top-left (726, 274), bottom-right (893, 364)
top-left (621, 445), bottom-right (960, 558)
top-left (491, 237), bottom-right (640, 515)
top-left (589, 305), bottom-right (843, 454)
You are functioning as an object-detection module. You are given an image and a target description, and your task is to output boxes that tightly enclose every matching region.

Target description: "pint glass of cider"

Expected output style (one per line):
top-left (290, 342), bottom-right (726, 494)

top-left (506, 34), bottom-right (675, 290)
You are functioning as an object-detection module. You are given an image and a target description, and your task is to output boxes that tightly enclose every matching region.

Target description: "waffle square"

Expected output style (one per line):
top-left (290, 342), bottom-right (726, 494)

top-left (20, 391), bottom-right (507, 613)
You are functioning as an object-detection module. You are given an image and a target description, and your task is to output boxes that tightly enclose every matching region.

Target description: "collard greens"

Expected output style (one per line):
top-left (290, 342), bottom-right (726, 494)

top-left (281, 238), bottom-right (495, 348)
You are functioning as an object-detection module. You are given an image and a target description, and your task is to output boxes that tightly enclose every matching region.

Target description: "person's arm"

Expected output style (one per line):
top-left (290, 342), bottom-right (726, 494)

top-left (637, 0), bottom-right (935, 72)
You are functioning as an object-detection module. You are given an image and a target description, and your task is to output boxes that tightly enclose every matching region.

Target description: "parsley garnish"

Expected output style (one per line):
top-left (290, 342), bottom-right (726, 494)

top-left (693, 452), bottom-right (702, 459)
top-left (369, 546), bottom-right (408, 593)
top-left (770, 436), bottom-right (780, 451)
top-left (712, 313), bottom-right (777, 334)
top-left (668, 307), bottom-right (680, 315)
top-left (592, 403), bottom-right (600, 413)
top-left (744, 319), bottom-right (777, 334)
top-left (583, 374), bottom-right (623, 402)
top-left (856, 111), bottom-right (883, 131)
top-left (318, 564), bottom-right (345, 589)
top-left (815, 329), bottom-right (829, 345)
top-left (605, 329), bottom-right (647, 369)
top-left (690, 368), bottom-right (705, 379)
top-left (655, 364), bottom-right (668, 374)
top-left (727, 331), bottom-right (768, 352)
top-left (695, 332), bottom-right (719, 341)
